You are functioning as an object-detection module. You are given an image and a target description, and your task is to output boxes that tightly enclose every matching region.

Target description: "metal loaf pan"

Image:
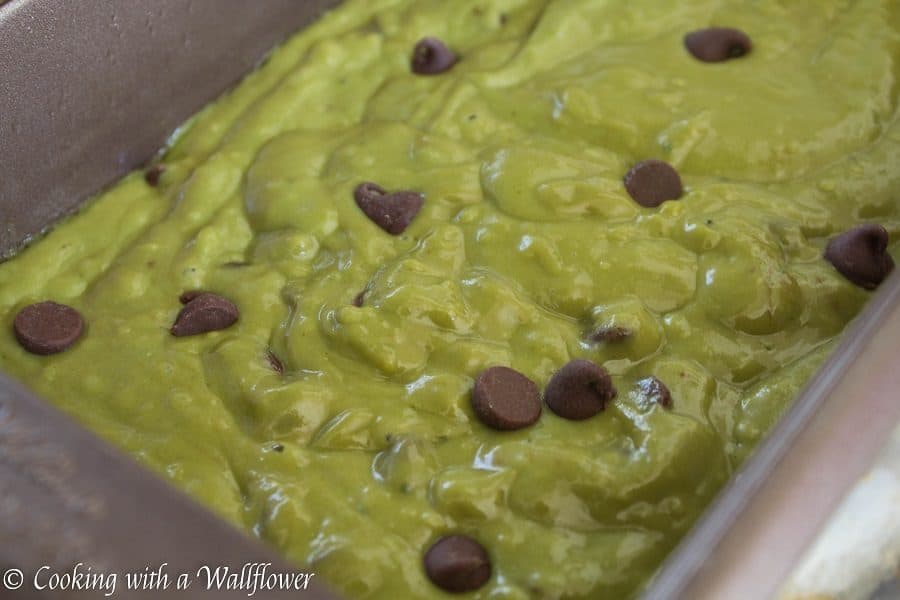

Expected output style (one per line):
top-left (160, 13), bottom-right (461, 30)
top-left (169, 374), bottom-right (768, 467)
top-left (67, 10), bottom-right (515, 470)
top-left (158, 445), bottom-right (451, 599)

top-left (1, 1), bottom-right (898, 598)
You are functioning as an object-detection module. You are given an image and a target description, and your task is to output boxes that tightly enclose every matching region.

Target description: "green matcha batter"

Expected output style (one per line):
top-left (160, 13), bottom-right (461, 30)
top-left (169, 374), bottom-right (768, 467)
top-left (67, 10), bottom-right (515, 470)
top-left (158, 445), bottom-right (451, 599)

top-left (2, 0), bottom-right (900, 597)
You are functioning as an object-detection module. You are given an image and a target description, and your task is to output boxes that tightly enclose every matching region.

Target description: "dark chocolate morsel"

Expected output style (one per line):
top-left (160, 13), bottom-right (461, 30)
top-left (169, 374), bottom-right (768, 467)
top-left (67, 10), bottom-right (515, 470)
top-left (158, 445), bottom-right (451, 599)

top-left (544, 359), bottom-right (617, 420)
top-left (354, 182), bottom-right (424, 235)
top-left (587, 325), bottom-right (632, 343)
top-left (266, 350), bottom-right (284, 375)
top-left (352, 290), bottom-right (366, 307)
top-left (144, 164), bottom-right (166, 187)
top-left (638, 376), bottom-right (673, 409)
top-left (824, 224), bottom-right (894, 290)
top-left (170, 293), bottom-right (239, 337)
top-left (471, 366), bottom-right (542, 431)
top-left (423, 535), bottom-right (491, 593)
top-left (624, 160), bottom-right (683, 208)
top-left (684, 27), bottom-right (753, 63)
top-left (411, 37), bottom-right (457, 75)
top-left (13, 301), bottom-right (84, 355)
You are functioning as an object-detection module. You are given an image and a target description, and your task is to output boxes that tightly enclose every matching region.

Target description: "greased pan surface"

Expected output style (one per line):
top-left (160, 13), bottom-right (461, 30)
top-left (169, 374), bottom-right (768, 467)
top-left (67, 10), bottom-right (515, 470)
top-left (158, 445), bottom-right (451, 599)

top-left (0, 371), bottom-right (340, 599)
top-left (0, 0), bottom-right (340, 259)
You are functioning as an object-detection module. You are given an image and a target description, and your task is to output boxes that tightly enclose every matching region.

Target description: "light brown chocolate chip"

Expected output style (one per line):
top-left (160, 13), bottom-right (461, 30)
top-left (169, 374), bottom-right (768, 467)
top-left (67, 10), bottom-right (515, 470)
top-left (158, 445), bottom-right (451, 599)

top-left (170, 293), bottom-right (239, 337)
top-left (638, 376), bottom-right (672, 409)
top-left (424, 535), bottom-right (491, 593)
top-left (824, 224), bottom-right (894, 290)
top-left (624, 160), bottom-right (683, 208)
top-left (13, 301), bottom-right (84, 355)
top-left (354, 182), bottom-right (424, 235)
top-left (684, 27), bottom-right (753, 63)
top-left (411, 37), bottom-right (457, 75)
top-left (471, 366), bottom-right (542, 431)
top-left (544, 359), bottom-right (617, 420)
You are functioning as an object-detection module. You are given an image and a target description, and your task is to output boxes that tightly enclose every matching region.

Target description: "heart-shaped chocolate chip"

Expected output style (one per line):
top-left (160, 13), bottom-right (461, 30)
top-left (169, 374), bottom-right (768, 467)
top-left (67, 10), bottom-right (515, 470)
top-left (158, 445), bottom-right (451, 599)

top-left (354, 182), bottom-right (424, 235)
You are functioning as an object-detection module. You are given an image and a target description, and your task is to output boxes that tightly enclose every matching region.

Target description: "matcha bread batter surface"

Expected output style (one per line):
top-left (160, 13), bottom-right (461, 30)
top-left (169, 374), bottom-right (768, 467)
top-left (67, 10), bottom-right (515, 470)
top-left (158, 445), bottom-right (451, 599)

top-left (2, 0), bottom-right (900, 597)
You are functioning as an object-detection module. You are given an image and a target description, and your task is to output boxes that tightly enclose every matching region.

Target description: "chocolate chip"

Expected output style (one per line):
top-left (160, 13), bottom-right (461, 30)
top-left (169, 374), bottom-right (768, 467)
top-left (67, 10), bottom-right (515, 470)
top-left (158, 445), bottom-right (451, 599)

top-left (824, 224), bottom-right (894, 289)
top-left (354, 182), bottom-right (424, 235)
top-left (13, 301), bottom-right (84, 355)
top-left (587, 325), bottom-right (631, 344)
top-left (144, 164), bottom-right (166, 187)
top-left (411, 37), bottom-right (457, 75)
top-left (471, 366), bottom-right (542, 431)
top-left (423, 535), bottom-right (491, 593)
top-left (352, 290), bottom-right (366, 307)
top-left (684, 27), bottom-right (752, 63)
top-left (624, 160), bottom-right (684, 208)
top-left (271, 443), bottom-right (285, 453)
top-left (266, 350), bottom-right (284, 374)
top-left (638, 376), bottom-right (672, 409)
top-left (170, 293), bottom-right (238, 337)
top-left (544, 359), bottom-right (617, 420)
top-left (179, 290), bottom-right (206, 304)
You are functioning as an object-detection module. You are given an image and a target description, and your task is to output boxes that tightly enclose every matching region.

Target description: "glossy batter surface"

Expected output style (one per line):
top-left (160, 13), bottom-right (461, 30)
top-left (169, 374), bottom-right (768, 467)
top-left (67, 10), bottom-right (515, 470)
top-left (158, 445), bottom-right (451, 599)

top-left (2, 1), bottom-right (900, 597)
